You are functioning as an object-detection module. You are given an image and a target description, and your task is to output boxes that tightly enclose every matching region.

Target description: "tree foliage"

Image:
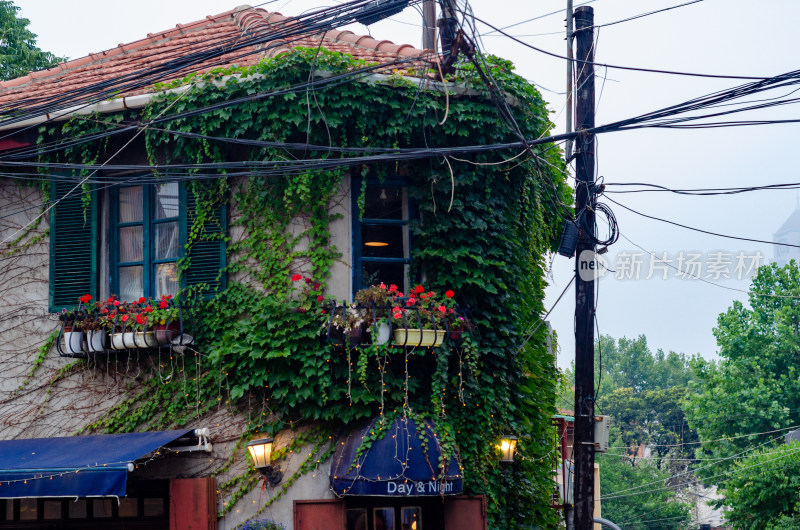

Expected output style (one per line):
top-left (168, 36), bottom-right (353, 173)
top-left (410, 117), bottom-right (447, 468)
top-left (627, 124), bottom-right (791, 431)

top-left (716, 442), bottom-right (800, 529)
top-left (685, 262), bottom-right (800, 472)
top-left (597, 432), bottom-right (693, 530)
top-left (0, 1), bottom-right (62, 80)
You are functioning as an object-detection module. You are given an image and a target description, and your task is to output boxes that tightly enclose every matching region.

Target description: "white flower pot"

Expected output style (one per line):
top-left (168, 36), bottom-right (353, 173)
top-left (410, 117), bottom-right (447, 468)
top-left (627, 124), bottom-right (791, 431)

top-left (374, 323), bottom-right (391, 345)
top-left (111, 332), bottom-right (135, 350)
top-left (134, 331), bottom-right (158, 348)
top-left (87, 330), bottom-right (107, 352)
top-left (63, 331), bottom-right (84, 355)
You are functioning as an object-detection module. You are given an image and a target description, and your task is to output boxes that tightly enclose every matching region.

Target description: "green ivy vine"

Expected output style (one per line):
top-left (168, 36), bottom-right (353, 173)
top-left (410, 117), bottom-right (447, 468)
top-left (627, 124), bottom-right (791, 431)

top-left (34, 47), bottom-right (570, 528)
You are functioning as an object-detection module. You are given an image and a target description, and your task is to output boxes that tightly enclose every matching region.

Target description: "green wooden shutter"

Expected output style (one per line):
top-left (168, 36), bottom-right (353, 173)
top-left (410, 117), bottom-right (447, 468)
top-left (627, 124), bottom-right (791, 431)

top-left (182, 181), bottom-right (226, 298)
top-left (49, 178), bottom-right (98, 312)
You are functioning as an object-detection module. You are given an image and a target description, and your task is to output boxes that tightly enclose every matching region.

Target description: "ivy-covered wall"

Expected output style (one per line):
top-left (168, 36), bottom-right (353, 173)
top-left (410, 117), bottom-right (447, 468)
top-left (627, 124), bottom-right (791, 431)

top-left (13, 47), bottom-right (571, 528)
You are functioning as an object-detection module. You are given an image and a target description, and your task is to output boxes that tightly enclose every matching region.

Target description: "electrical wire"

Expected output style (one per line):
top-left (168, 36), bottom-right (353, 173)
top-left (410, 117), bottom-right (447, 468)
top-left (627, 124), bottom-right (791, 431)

top-left (595, 0), bottom-right (703, 29)
top-left (605, 194), bottom-right (800, 249)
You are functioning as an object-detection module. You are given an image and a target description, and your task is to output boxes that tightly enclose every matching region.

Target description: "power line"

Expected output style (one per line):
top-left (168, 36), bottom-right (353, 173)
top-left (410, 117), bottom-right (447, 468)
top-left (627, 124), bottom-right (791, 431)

top-left (605, 194), bottom-right (799, 249)
top-left (468, 12), bottom-right (779, 80)
top-left (595, 0), bottom-right (703, 29)
top-left (605, 181), bottom-right (800, 196)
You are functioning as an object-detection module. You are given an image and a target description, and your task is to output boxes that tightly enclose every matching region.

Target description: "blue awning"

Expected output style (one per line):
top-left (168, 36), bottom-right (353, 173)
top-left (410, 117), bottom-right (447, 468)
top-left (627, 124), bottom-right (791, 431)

top-left (330, 416), bottom-right (463, 497)
top-left (0, 429), bottom-right (193, 499)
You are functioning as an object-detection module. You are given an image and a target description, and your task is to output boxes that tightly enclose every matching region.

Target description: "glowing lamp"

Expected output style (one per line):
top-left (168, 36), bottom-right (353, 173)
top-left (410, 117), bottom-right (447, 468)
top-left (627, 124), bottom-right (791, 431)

top-left (247, 438), bottom-right (283, 486)
top-left (499, 435), bottom-right (518, 464)
top-left (364, 241), bottom-right (389, 247)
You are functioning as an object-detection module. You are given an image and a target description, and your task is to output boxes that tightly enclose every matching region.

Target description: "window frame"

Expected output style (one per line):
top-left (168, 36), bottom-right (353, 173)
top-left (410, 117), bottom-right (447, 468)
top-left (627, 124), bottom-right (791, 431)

top-left (108, 181), bottom-right (184, 301)
top-left (352, 176), bottom-right (414, 295)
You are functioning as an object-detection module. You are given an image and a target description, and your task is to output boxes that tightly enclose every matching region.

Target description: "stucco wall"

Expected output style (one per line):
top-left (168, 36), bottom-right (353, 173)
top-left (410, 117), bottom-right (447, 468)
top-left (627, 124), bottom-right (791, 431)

top-left (0, 176), bottom-right (350, 528)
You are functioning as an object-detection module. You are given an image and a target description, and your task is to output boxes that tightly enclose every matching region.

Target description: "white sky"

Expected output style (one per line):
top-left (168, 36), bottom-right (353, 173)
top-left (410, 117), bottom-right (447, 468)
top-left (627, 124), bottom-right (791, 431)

top-left (14, 0), bottom-right (800, 367)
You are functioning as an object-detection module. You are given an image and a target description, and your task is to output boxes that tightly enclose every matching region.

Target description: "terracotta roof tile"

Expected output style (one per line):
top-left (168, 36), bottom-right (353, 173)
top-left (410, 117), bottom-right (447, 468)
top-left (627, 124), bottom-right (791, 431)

top-left (0, 5), bottom-right (431, 107)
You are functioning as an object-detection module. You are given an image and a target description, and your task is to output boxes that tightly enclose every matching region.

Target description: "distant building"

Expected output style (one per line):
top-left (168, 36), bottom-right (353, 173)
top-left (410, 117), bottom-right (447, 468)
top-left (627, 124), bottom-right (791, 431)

top-left (774, 200), bottom-right (800, 266)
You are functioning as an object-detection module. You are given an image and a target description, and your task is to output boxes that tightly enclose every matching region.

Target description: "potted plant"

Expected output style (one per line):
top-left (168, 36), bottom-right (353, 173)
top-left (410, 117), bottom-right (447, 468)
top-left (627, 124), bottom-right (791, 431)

top-left (109, 299), bottom-right (134, 350)
top-left (61, 293), bottom-right (93, 355)
top-left (151, 294), bottom-right (180, 344)
top-left (354, 283), bottom-right (401, 345)
top-left (392, 285), bottom-right (454, 347)
top-left (132, 305), bottom-right (158, 348)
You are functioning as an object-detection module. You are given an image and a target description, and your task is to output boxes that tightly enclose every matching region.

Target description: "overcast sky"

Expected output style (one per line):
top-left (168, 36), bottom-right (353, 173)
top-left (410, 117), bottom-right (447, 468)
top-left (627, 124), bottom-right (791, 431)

top-left (14, 0), bottom-right (800, 367)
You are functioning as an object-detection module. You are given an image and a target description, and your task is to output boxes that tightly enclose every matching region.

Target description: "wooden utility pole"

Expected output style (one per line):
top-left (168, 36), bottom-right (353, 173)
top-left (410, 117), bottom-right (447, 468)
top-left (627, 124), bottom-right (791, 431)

top-left (422, 0), bottom-right (436, 50)
top-left (573, 5), bottom-right (596, 530)
top-left (565, 0), bottom-right (574, 162)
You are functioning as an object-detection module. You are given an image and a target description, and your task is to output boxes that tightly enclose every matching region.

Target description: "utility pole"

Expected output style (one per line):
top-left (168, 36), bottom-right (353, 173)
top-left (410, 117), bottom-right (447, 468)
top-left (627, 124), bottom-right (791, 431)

top-left (565, 0), bottom-right (574, 162)
top-left (422, 0), bottom-right (436, 50)
top-left (572, 6), bottom-right (596, 530)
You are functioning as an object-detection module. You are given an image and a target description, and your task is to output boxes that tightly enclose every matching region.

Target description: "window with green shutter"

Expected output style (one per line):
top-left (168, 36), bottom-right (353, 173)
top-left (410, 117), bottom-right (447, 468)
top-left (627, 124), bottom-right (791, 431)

top-left (49, 178), bottom-right (226, 311)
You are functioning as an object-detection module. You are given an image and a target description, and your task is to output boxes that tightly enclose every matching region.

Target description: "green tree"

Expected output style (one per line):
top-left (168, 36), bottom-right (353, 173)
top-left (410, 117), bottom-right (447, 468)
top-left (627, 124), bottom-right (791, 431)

top-left (597, 431), bottom-right (693, 530)
top-left (716, 442), bottom-right (800, 529)
top-left (0, 1), bottom-right (62, 80)
top-left (602, 386), bottom-right (699, 469)
top-left (685, 262), bottom-right (800, 472)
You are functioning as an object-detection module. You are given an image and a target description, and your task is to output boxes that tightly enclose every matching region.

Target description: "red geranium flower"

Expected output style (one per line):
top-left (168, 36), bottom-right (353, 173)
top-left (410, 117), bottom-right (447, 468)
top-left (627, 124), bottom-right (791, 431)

top-left (316, 295), bottom-right (324, 303)
top-left (313, 283), bottom-right (321, 291)
top-left (138, 297), bottom-right (146, 304)
top-left (113, 300), bottom-right (121, 306)
top-left (121, 314), bottom-right (129, 322)
top-left (144, 306), bottom-right (154, 313)
top-left (393, 312), bottom-right (403, 319)
top-left (159, 300), bottom-right (169, 309)
top-left (437, 305), bottom-right (446, 313)
top-left (445, 290), bottom-right (455, 299)
top-left (427, 291), bottom-right (435, 298)
top-left (101, 308), bottom-right (109, 314)
top-left (406, 298), bottom-right (416, 306)
top-left (79, 294), bottom-right (92, 304)
top-left (389, 284), bottom-right (398, 292)
top-left (420, 293), bottom-right (427, 299)
top-left (292, 274), bottom-right (302, 281)
top-left (380, 282), bottom-right (386, 289)
top-left (414, 285), bottom-right (425, 294)
top-left (136, 314), bottom-right (147, 325)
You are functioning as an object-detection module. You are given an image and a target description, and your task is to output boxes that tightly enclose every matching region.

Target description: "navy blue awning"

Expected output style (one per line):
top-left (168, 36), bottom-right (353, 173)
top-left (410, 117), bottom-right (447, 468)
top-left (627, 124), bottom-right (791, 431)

top-left (0, 429), bottom-right (193, 499)
top-left (330, 416), bottom-right (463, 497)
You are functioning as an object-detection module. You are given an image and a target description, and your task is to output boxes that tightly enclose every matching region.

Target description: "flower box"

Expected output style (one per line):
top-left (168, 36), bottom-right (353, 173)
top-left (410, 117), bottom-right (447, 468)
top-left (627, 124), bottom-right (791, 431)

top-left (392, 328), bottom-right (445, 347)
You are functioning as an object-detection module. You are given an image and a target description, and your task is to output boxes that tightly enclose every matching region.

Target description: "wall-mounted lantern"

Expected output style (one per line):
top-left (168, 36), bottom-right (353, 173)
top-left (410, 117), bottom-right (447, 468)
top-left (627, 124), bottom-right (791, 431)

top-left (499, 435), bottom-right (518, 464)
top-left (247, 438), bottom-right (283, 487)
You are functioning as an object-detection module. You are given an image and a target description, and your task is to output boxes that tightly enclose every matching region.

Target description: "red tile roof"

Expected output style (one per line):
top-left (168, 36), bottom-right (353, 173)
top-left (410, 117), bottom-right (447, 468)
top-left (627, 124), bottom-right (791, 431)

top-left (0, 5), bottom-right (431, 107)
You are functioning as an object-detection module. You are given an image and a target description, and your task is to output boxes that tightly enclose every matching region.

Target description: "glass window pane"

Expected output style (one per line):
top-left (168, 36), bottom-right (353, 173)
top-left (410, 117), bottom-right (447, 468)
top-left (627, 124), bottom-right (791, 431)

top-left (401, 507), bottom-right (421, 530)
top-left (142, 498), bottom-right (164, 517)
top-left (347, 508), bottom-right (367, 530)
top-left (374, 507), bottom-right (395, 530)
top-left (154, 221), bottom-right (179, 259)
top-left (119, 497), bottom-right (137, 518)
top-left (154, 262), bottom-right (179, 299)
top-left (363, 187), bottom-right (405, 220)
top-left (68, 499), bottom-right (87, 519)
top-left (120, 266), bottom-right (143, 301)
top-left (43, 500), bottom-right (62, 520)
top-left (362, 225), bottom-right (405, 258)
top-left (119, 225), bottom-right (143, 263)
top-left (19, 499), bottom-right (36, 520)
top-left (119, 186), bottom-right (143, 223)
top-left (155, 182), bottom-right (179, 219)
top-left (93, 498), bottom-right (113, 518)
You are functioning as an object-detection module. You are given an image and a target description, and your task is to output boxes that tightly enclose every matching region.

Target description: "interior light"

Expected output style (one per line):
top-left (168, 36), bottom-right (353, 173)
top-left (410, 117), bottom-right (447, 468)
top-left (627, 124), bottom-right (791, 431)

top-left (364, 241), bottom-right (389, 247)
